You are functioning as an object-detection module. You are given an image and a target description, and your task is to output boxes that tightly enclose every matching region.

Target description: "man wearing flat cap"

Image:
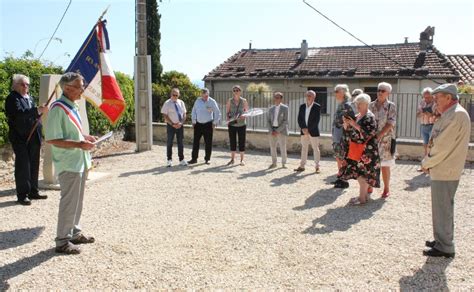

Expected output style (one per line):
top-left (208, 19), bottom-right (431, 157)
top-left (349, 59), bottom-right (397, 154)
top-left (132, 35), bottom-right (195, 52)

top-left (421, 83), bottom-right (471, 258)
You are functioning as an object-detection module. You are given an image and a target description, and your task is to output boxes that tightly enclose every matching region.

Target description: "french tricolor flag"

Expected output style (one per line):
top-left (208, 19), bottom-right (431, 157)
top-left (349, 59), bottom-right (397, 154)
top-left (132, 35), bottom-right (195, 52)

top-left (66, 20), bottom-right (125, 125)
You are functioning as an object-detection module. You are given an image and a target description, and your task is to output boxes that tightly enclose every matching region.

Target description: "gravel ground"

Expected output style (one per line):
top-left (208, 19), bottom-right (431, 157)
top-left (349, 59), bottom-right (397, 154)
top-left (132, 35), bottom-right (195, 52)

top-left (1, 143), bottom-right (473, 290)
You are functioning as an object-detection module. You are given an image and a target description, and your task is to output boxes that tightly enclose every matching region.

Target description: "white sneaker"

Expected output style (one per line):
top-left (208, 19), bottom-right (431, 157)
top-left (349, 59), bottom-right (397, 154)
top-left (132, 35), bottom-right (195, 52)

top-left (167, 160), bottom-right (172, 167)
top-left (179, 160), bottom-right (188, 166)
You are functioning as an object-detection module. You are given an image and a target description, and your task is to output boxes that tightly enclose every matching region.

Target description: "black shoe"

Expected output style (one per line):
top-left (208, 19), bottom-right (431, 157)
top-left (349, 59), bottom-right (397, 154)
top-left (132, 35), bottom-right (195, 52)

top-left (30, 194), bottom-right (48, 200)
top-left (423, 248), bottom-right (455, 258)
top-left (17, 198), bottom-right (32, 206)
top-left (425, 240), bottom-right (436, 248)
top-left (187, 159), bottom-right (197, 165)
top-left (205, 160), bottom-right (210, 165)
top-left (334, 179), bottom-right (349, 189)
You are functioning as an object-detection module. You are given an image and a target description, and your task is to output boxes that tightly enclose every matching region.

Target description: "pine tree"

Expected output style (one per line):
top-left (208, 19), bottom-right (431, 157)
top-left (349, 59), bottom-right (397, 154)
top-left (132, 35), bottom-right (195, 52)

top-left (146, 0), bottom-right (163, 84)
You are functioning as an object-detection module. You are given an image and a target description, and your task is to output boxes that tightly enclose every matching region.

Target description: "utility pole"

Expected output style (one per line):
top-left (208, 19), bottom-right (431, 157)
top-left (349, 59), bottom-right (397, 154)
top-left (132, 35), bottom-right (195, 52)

top-left (135, 0), bottom-right (153, 152)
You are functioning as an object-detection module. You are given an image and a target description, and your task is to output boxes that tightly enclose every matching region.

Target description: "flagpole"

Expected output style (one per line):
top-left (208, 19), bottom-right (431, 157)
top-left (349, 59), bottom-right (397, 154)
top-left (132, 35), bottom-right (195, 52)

top-left (98, 5), bottom-right (110, 23)
top-left (26, 6), bottom-right (111, 143)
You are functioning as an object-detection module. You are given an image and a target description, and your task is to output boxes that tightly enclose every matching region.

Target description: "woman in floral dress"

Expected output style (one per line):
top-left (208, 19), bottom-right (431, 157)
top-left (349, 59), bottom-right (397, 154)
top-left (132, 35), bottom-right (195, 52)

top-left (338, 94), bottom-right (380, 205)
top-left (369, 82), bottom-right (397, 198)
top-left (332, 84), bottom-right (355, 189)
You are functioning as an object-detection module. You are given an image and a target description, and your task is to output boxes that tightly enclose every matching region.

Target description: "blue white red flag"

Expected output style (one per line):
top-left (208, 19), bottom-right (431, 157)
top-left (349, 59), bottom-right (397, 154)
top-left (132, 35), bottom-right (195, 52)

top-left (66, 20), bottom-right (125, 124)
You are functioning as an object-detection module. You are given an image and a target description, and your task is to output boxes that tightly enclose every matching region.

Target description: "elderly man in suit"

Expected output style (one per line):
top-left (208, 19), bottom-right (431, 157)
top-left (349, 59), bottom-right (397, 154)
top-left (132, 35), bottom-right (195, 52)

top-left (421, 84), bottom-right (471, 258)
top-left (295, 90), bottom-right (321, 173)
top-left (5, 74), bottom-right (49, 205)
top-left (267, 92), bottom-right (289, 168)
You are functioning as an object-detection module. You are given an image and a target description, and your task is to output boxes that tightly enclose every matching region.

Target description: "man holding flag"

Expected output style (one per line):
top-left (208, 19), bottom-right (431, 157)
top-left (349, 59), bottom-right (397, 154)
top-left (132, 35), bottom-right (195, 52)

top-left (46, 73), bottom-right (96, 254)
top-left (43, 15), bottom-right (124, 254)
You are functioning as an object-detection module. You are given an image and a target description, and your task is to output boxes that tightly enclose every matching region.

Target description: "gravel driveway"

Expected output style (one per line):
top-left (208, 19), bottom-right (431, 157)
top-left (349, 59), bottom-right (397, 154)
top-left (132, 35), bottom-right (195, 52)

top-left (1, 143), bottom-right (473, 290)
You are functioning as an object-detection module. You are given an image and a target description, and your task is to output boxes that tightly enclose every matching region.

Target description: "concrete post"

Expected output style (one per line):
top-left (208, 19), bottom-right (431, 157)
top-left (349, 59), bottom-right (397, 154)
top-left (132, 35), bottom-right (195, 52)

top-left (134, 0), bottom-right (153, 152)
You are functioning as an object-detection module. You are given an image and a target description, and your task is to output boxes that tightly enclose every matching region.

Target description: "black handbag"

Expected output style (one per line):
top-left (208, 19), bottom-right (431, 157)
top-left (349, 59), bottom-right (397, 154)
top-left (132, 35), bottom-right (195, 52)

top-left (390, 138), bottom-right (397, 155)
top-left (388, 103), bottom-right (396, 155)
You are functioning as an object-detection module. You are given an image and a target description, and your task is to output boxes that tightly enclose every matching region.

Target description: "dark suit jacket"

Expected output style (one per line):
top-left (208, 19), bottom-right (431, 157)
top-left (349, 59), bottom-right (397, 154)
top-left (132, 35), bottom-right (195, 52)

top-left (297, 102), bottom-right (321, 137)
top-left (5, 91), bottom-right (42, 143)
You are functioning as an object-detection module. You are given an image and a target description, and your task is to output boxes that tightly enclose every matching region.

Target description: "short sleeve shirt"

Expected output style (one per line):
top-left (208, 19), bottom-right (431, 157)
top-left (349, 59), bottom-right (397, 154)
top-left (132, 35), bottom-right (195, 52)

top-left (369, 99), bottom-right (397, 139)
top-left (45, 95), bottom-right (92, 175)
top-left (161, 99), bottom-right (186, 123)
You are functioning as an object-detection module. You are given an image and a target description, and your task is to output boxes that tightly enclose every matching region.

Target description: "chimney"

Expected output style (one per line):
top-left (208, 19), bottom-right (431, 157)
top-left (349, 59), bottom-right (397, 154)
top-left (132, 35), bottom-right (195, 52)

top-left (300, 39), bottom-right (308, 60)
top-left (419, 26), bottom-right (435, 51)
top-left (404, 37), bottom-right (408, 44)
top-left (249, 40), bottom-right (252, 50)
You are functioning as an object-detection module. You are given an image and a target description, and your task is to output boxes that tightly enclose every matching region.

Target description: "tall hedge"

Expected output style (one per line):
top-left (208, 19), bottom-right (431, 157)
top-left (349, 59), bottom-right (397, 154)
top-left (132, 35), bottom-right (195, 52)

top-left (0, 56), bottom-right (63, 145)
top-left (152, 70), bottom-right (201, 122)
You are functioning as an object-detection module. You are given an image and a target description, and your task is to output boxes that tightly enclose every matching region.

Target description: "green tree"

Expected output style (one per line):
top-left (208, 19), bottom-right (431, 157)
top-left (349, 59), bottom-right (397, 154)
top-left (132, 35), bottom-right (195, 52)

top-left (0, 55), bottom-right (63, 145)
top-left (152, 71), bottom-right (201, 122)
top-left (146, 0), bottom-right (163, 84)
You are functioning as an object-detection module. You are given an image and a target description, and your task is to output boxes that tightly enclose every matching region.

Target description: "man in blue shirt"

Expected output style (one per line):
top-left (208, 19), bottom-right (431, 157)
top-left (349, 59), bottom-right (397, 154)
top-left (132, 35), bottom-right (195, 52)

top-left (188, 88), bottom-right (221, 164)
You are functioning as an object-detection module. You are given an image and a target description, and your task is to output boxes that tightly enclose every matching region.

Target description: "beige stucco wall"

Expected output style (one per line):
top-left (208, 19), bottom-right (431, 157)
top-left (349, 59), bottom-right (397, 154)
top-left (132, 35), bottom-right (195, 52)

top-left (126, 123), bottom-right (474, 162)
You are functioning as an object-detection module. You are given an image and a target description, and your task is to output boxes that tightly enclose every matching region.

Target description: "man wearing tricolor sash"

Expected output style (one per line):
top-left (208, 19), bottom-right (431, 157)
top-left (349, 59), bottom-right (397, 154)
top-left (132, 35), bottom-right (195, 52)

top-left (45, 72), bottom-right (96, 255)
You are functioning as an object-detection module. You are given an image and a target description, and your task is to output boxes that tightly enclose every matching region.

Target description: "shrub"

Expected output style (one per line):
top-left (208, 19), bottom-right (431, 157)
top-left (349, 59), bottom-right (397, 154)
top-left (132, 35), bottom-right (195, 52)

top-left (0, 55), bottom-right (63, 145)
top-left (151, 70), bottom-right (201, 122)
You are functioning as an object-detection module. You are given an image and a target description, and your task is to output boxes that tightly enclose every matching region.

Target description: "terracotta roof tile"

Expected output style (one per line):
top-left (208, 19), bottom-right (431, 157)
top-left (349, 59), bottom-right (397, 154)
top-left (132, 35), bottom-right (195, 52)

top-left (204, 43), bottom-right (459, 81)
top-left (447, 55), bottom-right (474, 84)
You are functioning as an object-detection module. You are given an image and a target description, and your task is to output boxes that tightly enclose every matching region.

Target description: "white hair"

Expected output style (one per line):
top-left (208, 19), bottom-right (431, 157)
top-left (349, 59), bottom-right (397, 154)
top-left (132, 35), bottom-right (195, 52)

top-left (421, 87), bottom-right (433, 95)
top-left (354, 93), bottom-right (371, 105)
top-left (378, 82), bottom-right (392, 93)
top-left (334, 84), bottom-right (351, 100)
top-left (59, 72), bottom-right (84, 89)
top-left (11, 74), bottom-right (29, 90)
top-left (306, 90), bottom-right (316, 97)
top-left (352, 89), bottom-right (363, 96)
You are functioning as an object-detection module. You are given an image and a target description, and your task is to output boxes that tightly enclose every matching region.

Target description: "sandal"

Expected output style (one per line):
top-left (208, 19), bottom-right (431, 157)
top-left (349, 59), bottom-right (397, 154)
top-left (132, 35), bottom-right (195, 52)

top-left (71, 234), bottom-right (95, 244)
top-left (55, 242), bottom-right (81, 254)
top-left (349, 197), bottom-right (367, 206)
top-left (226, 159), bottom-right (234, 166)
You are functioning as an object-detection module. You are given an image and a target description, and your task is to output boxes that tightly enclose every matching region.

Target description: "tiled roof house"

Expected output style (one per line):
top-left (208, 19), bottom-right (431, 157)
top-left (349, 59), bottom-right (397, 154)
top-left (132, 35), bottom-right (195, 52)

top-left (203, 28), bottom-right (470, 99)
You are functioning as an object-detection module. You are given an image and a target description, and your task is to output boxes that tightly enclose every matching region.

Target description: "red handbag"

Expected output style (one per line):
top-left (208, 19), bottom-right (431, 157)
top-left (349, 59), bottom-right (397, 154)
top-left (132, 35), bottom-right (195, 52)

top-left (347, 141), bottom-right (366, 161)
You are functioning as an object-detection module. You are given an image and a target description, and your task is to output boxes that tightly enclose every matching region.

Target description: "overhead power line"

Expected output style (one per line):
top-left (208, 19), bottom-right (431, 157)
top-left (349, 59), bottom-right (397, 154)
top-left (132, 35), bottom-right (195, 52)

top-left (302, 0), bottom-right (443, 84)
top-left (38, 0), bottom-right (73, 60)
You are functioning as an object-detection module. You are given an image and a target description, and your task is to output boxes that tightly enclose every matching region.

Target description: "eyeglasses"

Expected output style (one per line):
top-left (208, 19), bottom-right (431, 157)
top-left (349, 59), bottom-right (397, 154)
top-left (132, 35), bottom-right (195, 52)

top-left (66, 84), bottom-right (85, 91)
top-left (377, 89), bottom-right (386, 93)
top-left (21, 83), bottom-right (30, 87)
top-left (172, 94), bottom-right (179, 97)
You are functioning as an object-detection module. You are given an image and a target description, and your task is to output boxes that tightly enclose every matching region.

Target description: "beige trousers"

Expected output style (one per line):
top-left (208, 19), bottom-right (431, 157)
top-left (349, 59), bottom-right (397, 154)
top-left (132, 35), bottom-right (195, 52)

top-left (269, 133), bottom-right (287, 165)
top-left (299, 135), bottom-right (320, 168)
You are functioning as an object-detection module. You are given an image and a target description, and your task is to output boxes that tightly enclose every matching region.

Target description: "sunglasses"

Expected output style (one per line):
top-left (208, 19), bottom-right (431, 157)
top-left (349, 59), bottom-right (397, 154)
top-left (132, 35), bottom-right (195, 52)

top-left (172, 94), bottom-right (179, 97)
top-left (233, 89), bottom-right (241, 92)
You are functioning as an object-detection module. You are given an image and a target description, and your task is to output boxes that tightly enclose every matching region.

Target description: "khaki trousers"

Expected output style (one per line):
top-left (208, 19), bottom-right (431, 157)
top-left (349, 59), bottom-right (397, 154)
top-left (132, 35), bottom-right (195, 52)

top-left (299, 135), bottom-right (320, 168)
top-left (269, 133), bottom-right (287, 165)
top-left (56, 171), bottom-right (88, 246)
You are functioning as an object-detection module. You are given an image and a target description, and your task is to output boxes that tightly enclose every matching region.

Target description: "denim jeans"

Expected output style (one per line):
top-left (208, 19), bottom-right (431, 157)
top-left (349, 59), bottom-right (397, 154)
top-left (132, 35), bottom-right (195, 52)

top-left (166, 124), bottom-right (184, 161)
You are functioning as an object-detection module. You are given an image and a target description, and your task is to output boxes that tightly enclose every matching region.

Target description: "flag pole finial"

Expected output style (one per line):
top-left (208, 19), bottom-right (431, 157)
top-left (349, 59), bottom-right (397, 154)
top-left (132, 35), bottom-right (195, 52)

top-left (98, 5), bottom-right (110, 23)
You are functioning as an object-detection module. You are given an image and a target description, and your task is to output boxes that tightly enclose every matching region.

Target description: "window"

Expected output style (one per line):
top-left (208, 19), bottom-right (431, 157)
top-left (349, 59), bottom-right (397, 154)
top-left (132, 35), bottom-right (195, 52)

top-left (308, 87), bottom-right (328, 114)
top-left (364, 87), bottom-right (378, 101)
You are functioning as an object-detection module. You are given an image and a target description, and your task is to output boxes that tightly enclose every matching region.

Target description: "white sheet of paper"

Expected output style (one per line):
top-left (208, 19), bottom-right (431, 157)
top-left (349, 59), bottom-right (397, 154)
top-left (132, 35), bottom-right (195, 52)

top-left (93, 131), bottom-right (113, 144)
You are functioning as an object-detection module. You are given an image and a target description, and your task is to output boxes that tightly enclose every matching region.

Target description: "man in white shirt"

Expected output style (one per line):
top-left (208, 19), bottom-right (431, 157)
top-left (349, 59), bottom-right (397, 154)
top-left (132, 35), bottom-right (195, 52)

top-left (295, 90), bottom-right (321, 173)
top-left (161, 88), bottom-right (187, 167)
top-left (267, 92), bottom-right (289, 168)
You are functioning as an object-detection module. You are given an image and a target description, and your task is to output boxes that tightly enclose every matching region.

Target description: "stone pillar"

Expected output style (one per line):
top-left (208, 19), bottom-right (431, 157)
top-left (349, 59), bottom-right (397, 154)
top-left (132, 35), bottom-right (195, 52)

top-left (39, 74), bottom-right (90, 188)
top-left (134, 0), bottom-right (153, 152)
